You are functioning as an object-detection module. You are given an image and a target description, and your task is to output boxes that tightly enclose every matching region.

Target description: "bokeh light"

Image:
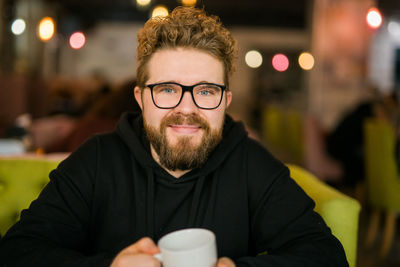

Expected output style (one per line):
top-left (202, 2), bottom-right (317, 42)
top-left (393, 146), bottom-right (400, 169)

top-left (245, 50), bottom-right (263, 68)
top-left (272, 53), bottom-right (289, 72)
top-left (38, 17), bottom-right (55, 41)
top-left (366, 7), bottom-right (382, 29)
top-left (136, 0), bottom-right (151, 9)
top-left (69, 32), bottom-right (86, 50)
top-left (151, 5), bottom-right (169, 18)
top-left (181, 0), bottom-right (197, 6)
top-left (298, 52), bottom-right (315, 70)
top-left (388, 21), bottom-right (400, 38)
top-left (137, 0), bottom-right (151, 6)
top-left (11, 19), bottom-right (26, 35)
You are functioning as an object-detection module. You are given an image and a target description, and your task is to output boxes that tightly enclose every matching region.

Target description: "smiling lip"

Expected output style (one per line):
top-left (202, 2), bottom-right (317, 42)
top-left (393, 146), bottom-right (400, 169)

top-left (169, 124), bottom-right (201, 134)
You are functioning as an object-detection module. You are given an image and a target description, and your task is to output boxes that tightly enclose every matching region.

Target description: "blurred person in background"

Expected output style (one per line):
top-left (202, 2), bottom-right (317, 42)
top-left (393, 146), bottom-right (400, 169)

top-left (326, 87), bottom-right (400, 188)
top-left (0, 6), bottom-right (348, 267)
top-left (28, 76), bottom-right (120, 153)
top-left (47, 79), bottom-right (141, 152)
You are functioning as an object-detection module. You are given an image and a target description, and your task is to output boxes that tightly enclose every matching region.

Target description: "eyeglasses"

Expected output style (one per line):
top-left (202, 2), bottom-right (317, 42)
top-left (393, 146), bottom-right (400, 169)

top-left (146, 82), bottom-right (227, 110)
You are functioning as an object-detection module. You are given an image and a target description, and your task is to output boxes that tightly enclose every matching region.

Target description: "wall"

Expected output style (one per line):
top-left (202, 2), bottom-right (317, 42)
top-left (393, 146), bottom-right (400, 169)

top-left (310, 0), bottom-right (375, 130)
top-left (57, 22), bottom-right (141, 83)
top-left (229, 28), bottom-right (310, 125)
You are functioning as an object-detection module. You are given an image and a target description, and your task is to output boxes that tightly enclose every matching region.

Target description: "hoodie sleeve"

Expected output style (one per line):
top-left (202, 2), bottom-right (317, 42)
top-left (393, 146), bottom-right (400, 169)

top-left (0, 137), bottom-right (114, 267)
top-left (235, 140), bottom-right (349, 267)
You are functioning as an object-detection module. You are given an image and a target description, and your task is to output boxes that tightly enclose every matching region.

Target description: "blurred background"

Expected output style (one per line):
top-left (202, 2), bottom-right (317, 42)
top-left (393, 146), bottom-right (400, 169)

top-left (0, 0), bottom-right (400, 266)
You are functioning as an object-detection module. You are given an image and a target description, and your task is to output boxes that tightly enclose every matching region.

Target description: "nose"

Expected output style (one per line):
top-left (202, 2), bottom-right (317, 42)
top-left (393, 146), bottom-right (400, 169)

top-left (174, 91), bottom-right (198, 113)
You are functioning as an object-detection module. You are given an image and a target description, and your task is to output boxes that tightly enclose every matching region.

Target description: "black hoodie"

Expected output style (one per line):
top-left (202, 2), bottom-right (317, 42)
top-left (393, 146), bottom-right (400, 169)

top-left (0, 112), bottom-right (348, 267)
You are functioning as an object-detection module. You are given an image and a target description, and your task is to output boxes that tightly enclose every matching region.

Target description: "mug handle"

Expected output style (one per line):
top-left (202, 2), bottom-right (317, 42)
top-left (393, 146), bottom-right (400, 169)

top-left (154, 253), bottom-right (163, 262)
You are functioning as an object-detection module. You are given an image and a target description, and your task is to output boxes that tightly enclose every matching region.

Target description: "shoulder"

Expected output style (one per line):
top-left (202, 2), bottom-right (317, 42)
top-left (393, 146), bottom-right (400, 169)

top-left (56, 132), bottom-right (128, 179)
top-left (243, 137), bottom-right (287, 175)
top-left (238, 137), bottom-right (292, 198)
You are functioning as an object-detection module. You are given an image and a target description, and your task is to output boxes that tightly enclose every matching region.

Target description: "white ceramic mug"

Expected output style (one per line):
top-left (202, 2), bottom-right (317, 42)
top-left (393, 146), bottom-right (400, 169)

top-left (154, 228), bottom-right (217, 267)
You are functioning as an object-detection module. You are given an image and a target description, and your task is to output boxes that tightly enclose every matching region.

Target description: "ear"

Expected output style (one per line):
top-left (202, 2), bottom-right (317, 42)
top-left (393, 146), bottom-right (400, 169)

top-left (226, 90), bottom-right (232, 108)
top-left (134, 86), bottom-right (143, 110)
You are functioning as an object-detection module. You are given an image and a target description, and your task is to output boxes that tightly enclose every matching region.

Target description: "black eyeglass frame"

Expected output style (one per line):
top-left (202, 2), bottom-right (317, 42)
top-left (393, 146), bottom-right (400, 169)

top-left (146, 82), bottom-right (227, 110)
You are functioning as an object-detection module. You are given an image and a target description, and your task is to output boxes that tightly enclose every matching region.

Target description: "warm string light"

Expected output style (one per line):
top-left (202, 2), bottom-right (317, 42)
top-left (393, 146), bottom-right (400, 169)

top-left (151, 5), bottom-right (169, 18)
top-left (136, 0), bottom-right (151, 10)
top-left (137, 0), bottom-right (151, 6)
top-left (38, 17), bottom-right (55, 41)
top-left (181, 0), bottom-right (197, 7)
top-left (298, 52), bottom-right (315, 70)
top-left (245, 50), bottom-right (263, 68)
top-left (245, 51), bottom-right (316, 72)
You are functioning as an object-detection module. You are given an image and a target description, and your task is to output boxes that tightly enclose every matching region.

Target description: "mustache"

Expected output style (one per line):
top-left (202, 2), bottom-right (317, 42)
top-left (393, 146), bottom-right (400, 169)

top-left (162, 113), bottom-right (209, 130)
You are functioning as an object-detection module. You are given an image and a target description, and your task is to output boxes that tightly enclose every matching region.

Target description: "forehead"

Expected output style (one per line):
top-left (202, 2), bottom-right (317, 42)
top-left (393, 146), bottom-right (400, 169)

top-left (146, 48), bottom-right (225, 85)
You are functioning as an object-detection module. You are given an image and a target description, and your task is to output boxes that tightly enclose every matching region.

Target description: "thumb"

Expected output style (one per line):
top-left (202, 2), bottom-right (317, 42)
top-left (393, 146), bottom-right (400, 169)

top-left (123, 237), bottom-right (160, 255)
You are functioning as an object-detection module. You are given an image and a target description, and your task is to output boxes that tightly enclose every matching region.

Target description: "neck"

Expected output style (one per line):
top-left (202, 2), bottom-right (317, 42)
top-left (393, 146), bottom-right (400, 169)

top-left (150, 145), bottom-right (191, 178)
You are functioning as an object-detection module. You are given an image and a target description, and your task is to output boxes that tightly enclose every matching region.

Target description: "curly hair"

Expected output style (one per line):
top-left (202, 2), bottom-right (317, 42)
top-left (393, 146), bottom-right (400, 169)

top-left (136, 6), bottom-right (237, 88)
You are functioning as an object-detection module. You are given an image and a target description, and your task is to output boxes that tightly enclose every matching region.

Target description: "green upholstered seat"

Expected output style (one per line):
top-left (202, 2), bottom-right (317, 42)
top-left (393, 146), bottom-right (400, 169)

top-left (0, 157), bottom-right (60, 236)
top-left (363, 118), bottom-right (400, 258)
top-left (287, 164), bottom-right (361, 267)
top-left (262, 106), bottom-right (304, 164)
top-left (364, 118), bottom-right (400, 211)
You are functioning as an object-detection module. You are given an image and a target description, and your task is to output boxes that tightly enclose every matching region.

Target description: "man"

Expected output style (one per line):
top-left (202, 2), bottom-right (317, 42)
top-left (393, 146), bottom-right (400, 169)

top-left (0, 7), bottom-right (348, 267)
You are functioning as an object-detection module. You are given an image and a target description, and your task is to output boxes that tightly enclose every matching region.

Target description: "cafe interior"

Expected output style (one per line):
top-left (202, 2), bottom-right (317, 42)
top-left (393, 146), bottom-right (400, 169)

top-left (0, 0), bottom-right (400, 266)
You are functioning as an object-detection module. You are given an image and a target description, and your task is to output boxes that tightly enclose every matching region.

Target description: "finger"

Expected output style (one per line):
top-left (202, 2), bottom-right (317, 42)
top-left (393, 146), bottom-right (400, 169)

top-left (112, 254), bottom-right (161, 267)
top-left (217, 257), bottom-right (236, 267)
top-left (123, 237), bottom-right (160, 255)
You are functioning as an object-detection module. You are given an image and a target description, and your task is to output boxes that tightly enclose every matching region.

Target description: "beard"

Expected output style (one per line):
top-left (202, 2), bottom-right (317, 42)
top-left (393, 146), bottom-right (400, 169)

top-left (144, 113), bottom-right (223, 171)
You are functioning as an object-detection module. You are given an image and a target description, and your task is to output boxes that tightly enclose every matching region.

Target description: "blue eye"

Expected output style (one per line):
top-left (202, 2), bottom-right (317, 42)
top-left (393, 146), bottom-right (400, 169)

top-left (162, 88), bottom-right (175, 93)
top-left (199, 90), bottom-right (211, 96)
top-left (153, 84), bottom-right (179, 94)
top-left (196, 85), bottom-right (219, 96)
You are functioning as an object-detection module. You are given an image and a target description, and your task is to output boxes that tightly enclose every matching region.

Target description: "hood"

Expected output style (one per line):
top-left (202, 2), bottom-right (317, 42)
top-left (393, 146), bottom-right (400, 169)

top-left (116, 112), bottom-right (248, 181)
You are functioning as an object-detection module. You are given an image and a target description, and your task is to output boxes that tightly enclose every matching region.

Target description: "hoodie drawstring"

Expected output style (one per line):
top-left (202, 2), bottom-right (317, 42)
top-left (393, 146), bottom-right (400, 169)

top-left (131, 158), bottom-right (156, 240)
top-left (145, 167), bottom-right (155, 238)
top-left (202, 171), bottom-right (219, 225)
top-left (188, 175), bottom-right (206, 226)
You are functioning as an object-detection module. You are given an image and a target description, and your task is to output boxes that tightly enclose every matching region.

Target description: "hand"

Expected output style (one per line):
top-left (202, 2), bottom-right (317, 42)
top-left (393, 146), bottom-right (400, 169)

top-left (217, 257), bottom-right (236, 267)
top-left (110, 237), bottom-right (161, 267)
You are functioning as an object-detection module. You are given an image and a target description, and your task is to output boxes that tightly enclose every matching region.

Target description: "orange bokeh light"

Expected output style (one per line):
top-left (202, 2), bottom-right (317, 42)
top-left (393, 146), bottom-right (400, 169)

top-left (38, 17), bottom-right (55, 41)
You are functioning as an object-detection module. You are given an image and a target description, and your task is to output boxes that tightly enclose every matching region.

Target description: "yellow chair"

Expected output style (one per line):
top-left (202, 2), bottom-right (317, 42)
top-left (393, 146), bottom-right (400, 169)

top-left (0, 157), bottom-right (61, 236)
top-left (287, 164), bottom-right (361, 267)
top-left (262, 105), bottom-right (283, 150)
top-left (283, 109), bottom-right (304, 164)
top-left (262, 106), bottom-right (305, 164)
top-left (363, 118), bottom-right (400, 258)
